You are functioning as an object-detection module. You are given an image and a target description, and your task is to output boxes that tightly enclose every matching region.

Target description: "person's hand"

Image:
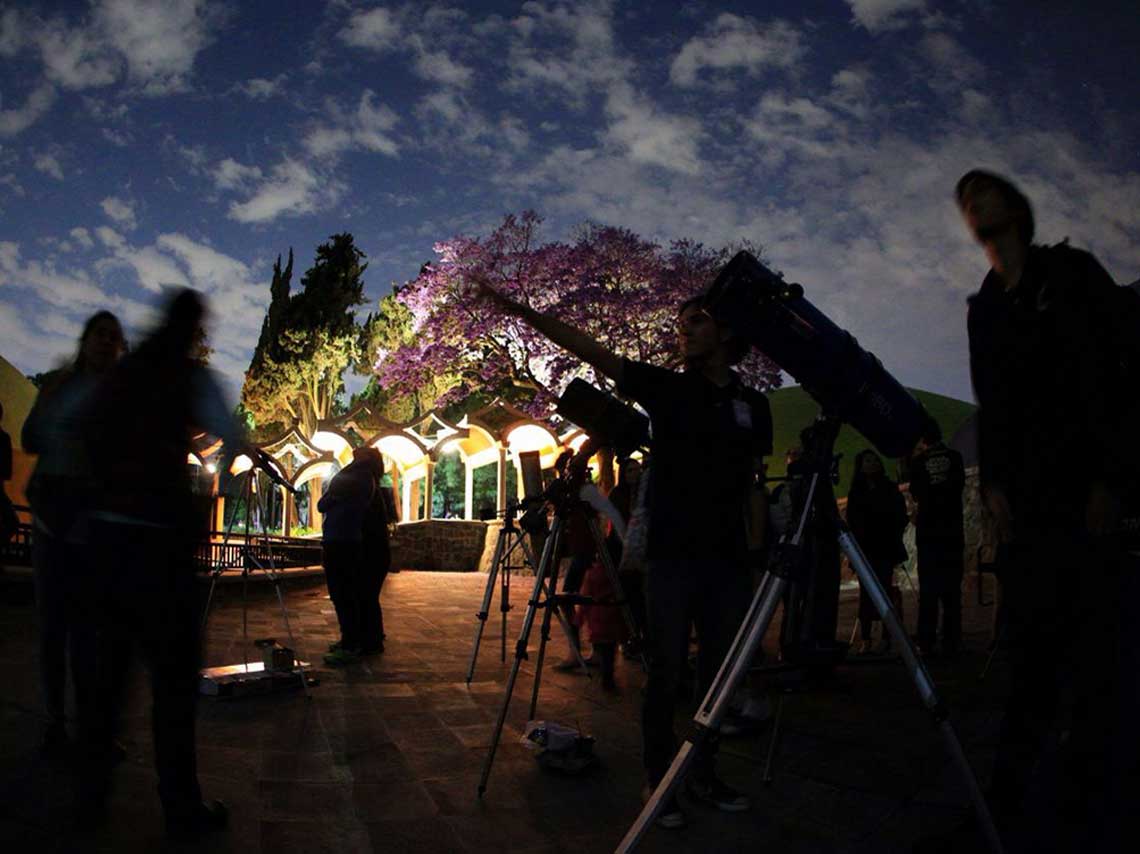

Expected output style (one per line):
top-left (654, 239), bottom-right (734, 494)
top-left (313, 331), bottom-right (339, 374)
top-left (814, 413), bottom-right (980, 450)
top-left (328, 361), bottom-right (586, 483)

top-left (1085, 481), bottom-right (1120, 537)
top-left (982, 484), bottom-right (1014, 543)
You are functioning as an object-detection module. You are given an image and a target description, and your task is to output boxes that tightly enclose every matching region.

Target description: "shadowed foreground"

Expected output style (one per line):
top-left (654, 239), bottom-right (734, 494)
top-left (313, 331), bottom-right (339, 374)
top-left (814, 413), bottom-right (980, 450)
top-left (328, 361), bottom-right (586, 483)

top-left (0, 569), bottom-right (1008, 853)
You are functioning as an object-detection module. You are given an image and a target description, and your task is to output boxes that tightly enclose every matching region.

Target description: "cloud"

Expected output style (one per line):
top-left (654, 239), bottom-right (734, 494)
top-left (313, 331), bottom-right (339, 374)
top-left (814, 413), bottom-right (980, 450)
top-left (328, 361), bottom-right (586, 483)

top-left (339, 6), bottom-right (402, 51)
top-left (670, 14), bottom-right (806, 88)
top-left (227, 158), bottom-right (334, 224)
top-left (34, 15), bottom-right (121, 89)
top-left (32, 152), bottom-right (64, 180)
top-left (100, 196), bottom-right (137, 230)
top-left (212, 158), bottom-right (263, 191)
top-left (409, 39), bottom-right (474, 87)
top-left (603, 83), bottom-right (703, 175)
top-left (505, 0), bottom-right (628, 105)
top-left (0, 8), bottom-right (25, 57)
top-left (844, 0), bottom-right (927, 32)
top-left (0, 82), bottom-right (57, 137)
top-left (232, 74), bottom-right (287, 99)
top-left (69, 227), bottom-right (94, 250)
top-left (94, 0), bottom-right (226, 95)
top-left (303, 90), bottom-right (400, 160)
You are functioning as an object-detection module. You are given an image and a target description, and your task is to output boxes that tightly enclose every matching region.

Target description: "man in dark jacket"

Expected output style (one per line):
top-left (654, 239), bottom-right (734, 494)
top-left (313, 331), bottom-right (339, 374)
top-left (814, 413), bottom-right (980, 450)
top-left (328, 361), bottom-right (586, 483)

top-left (960, 169), bottom-right (1139, 852)
top-left (318, 448), bottom-right (383, 665)
top-left (908, 424), bottom-right (965, 658)
top-left (479, 282), bottom-right (771, 829)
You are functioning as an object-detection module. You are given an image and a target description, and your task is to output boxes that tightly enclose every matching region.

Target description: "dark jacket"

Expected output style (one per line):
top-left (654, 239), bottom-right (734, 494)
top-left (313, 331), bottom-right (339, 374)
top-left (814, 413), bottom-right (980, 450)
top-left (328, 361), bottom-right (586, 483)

top-left (967, 243), bottom-right (1140, 531)
top-left (846, 480), bottom-right (908, 565)
top-left (318, 462), bottom-right (375, 543)
top-left (910, 444), bottom-right (965, 546)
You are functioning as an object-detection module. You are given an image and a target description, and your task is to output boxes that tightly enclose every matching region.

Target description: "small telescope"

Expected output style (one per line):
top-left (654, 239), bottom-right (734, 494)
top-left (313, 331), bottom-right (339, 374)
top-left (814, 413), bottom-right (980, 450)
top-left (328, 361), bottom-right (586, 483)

top-left (705, 251), bottom-right (933, 458)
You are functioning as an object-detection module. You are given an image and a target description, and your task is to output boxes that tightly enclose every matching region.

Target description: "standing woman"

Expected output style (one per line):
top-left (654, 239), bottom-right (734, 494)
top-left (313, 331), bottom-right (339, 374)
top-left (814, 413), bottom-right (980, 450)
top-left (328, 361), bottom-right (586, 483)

top-left (22, 311), bottom-right (126, 755)
top-left (845, 449), bottom-right (909, 655)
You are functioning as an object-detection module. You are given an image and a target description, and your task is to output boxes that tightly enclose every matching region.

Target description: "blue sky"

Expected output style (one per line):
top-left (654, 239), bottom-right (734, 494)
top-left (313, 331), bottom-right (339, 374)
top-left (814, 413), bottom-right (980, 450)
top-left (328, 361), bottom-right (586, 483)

top-left (1, 0), bottom-right (1138, 402)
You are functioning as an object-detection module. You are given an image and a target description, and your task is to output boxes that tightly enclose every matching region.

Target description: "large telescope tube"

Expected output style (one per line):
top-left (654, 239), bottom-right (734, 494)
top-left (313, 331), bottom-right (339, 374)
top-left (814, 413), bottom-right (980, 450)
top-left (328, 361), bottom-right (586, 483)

top-left (705, 251), bottom-right (932, 458)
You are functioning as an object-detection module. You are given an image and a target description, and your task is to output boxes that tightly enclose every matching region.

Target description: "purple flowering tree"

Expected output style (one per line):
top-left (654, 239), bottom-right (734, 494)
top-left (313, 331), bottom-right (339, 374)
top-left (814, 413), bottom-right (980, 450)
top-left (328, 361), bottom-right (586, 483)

top-left (372, 212), bottom-right (782, 416)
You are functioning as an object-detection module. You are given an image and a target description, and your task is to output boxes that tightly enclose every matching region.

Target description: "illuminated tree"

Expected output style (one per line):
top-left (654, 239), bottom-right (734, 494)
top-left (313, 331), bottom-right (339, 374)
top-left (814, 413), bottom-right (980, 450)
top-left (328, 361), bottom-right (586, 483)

top-left (373, 212), bottom-right (782, 416)
top-left (242, 235), bottom-right (366, 437)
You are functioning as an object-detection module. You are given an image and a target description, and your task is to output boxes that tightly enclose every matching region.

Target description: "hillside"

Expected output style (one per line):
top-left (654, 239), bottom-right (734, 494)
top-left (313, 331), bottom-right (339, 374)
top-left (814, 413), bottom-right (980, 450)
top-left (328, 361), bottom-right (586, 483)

top-left (765, 386), bottom-right (975, 495)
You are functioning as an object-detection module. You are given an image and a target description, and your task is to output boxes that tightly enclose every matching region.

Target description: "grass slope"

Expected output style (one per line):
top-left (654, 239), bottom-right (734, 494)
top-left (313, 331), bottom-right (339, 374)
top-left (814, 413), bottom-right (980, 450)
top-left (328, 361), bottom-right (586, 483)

top-left (765, 386), bottom-right (975, 495)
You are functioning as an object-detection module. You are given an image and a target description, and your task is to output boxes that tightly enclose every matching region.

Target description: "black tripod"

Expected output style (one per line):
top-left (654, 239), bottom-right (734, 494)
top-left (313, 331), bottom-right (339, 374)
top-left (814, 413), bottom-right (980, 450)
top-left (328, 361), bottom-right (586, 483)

top-left (200, 455), bottom-right (311, 697)
top-left (617, 416), bottom-right (1003, 854)
top-left (477, 464), bottom-right (645, 796)
top-left (465, 500), bottom-right (589, 682)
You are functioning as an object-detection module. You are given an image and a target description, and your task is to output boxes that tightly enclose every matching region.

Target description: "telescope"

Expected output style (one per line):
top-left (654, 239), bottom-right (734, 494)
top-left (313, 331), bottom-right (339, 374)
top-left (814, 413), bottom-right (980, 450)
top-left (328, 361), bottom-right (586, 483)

top-left (705, 251), bottom-right (933, 458)
top-left (556, 378), bottom-right (649, 461)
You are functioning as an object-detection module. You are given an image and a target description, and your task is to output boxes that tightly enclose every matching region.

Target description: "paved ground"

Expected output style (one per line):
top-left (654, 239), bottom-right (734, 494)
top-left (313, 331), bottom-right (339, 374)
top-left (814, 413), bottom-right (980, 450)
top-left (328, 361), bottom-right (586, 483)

top-left (0, 567), bottom-right (1007, 853)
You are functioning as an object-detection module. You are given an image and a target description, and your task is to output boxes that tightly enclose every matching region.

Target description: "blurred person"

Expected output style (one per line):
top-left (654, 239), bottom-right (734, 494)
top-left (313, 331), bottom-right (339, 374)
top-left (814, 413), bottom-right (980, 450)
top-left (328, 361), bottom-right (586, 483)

top-left (845, 450), bottom-right (908, 655)
top-left (575, 557), bottom-right (627, 691)
top-left (83, 290), bottom-right (243, 838)
top-left (0, 402), bottom-right (15, 543)
top-left (908, 424), bottom-right (966, 659)
top-left (607, 456), bottom-right (647, 655)
top-left (21, 311), bottom-right (125, 757)
top-left (478, 281), bottom-right (771, 829)
top-left (319, 446), bottom-right (384, 665)
top-left (960, 169), bottom-right (1140, 852)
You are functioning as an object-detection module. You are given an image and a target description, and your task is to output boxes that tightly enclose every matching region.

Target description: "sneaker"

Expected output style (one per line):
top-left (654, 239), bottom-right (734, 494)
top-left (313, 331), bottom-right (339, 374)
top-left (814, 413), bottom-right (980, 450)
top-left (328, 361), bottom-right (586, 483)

top-left (686, 777), bottom-right (751, 812)
top-left (642, 785), bottom-right (686, 829)
top-left (323, 648), bottom-right (361, 667)
top-left (656, 796), bottom-right (686, 829)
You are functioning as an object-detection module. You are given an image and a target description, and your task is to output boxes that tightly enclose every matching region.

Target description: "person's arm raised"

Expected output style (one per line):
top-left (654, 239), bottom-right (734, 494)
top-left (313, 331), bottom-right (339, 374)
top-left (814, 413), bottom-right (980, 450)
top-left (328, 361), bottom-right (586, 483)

top-left (476, 279), bottom-right (625, 385)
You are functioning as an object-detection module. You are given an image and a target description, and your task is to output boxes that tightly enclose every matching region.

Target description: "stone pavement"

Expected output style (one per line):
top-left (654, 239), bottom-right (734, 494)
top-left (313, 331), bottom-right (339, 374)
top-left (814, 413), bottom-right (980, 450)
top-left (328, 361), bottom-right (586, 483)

top-left (0, 568), bottom-right (1007, 853)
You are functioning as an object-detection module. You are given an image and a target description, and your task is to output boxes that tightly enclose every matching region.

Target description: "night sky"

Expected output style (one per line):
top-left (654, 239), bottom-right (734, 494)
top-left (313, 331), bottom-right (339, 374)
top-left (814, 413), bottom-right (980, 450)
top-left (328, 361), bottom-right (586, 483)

top-left (2, 0), bottom-right (1138, 401)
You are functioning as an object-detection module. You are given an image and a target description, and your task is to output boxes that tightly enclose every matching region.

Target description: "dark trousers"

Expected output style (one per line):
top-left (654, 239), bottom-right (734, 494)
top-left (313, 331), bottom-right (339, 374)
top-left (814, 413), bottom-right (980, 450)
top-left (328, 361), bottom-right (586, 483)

top-left (916, 539), bottom-right (963, 654)
top-left (359, 547), bottom-right (389, 651)
top-left (90, 521), bottom-right (202, 812)
top-left (990, 532), bottom-right (1131, 852)
top-left (323, 541), bottom-right (364, 650)
top-left (642, 558), bottom-right (749, 786)
top-left (32, 530), bottom-right (99, 732)
top-left (857, 557), bottom-right (897, 641)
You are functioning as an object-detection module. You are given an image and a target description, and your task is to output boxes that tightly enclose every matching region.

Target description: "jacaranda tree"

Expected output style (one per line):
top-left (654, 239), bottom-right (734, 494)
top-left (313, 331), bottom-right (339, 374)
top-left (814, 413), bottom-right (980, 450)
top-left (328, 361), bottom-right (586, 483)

top-left (372, 212), bottom-right (782, 415)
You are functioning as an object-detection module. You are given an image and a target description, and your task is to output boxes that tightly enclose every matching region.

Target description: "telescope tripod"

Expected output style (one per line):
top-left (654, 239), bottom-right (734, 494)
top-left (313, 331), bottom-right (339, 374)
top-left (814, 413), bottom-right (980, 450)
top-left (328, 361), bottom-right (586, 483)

top-left (477, 493), bottom-right (645, 797)
top-left (466, 504), bottom-right (590, 682)
top-left (617, 417), bottom-right (1003, 854)
top-left (201, 466), bottom-right (311, 697)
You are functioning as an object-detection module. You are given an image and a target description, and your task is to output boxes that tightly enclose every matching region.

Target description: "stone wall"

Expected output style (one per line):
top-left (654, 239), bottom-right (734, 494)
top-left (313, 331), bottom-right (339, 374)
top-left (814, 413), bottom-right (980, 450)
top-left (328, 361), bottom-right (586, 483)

top-left (392, 465), bottom-right (988, 579)
top-left (390, 520), bottom-right (488, 572)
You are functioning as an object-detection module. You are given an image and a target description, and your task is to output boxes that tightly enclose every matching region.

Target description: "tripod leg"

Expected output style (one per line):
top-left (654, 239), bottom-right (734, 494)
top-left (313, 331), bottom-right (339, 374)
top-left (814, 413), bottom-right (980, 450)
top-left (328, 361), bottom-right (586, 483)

top-left (477, 519), bottom-right (564, 797)
top-left (978, 624), bottom-right (1005, 682)
top-left (263, 561), bottom-right (312, 699)
top-left (467, 530), bottom-right (505, 684)
top-left (761, 692), bottom-right (785, 785)
top-left (839, 527), bottom-right (1004, 854)
top-left (616, 571), bottom-right (786, 853)
top-left (528, 576), bottom-right (559, 720)
top-left (201, 572), bottom-right (221, 634)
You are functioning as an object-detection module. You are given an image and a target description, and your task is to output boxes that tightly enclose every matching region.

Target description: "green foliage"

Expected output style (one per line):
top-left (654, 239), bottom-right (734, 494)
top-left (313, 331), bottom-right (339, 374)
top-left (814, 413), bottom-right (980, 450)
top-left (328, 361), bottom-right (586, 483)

top-left (242, 236), bottom-right (366, 438)
top-left (355, 289), bottom-right (460, 421)
top-left (430, 453), bottom-right (465, 518)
